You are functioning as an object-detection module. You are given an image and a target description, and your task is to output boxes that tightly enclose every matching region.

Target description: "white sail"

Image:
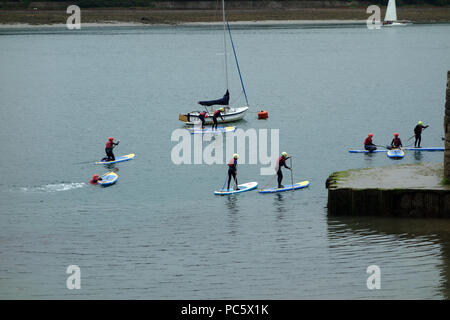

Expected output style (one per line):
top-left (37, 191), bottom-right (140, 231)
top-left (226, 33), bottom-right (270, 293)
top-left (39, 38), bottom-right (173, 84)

top-left (384, 0), bottom-right (398, 22)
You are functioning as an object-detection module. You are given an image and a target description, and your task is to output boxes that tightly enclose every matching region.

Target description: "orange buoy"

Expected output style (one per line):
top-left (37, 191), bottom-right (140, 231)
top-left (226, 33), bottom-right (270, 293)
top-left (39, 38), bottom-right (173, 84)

top-left (258, 110), bottom-right (268, 120)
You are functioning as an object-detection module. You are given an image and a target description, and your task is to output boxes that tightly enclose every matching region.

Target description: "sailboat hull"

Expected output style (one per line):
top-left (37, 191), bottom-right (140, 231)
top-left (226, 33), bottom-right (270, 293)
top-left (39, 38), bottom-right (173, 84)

top-left (179, 106), bottom-right (248, 125)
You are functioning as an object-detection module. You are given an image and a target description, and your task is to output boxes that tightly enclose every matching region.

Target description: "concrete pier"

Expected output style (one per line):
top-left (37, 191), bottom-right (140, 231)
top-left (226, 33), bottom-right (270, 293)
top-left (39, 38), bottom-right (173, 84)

top-left (327, 71), bottom-right (450, 218)
top-left (326, 163), bottom-right (450, 218)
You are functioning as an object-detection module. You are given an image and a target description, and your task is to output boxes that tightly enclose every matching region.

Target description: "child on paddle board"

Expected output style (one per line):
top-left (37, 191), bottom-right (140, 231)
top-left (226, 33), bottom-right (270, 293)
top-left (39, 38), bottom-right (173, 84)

top-left (90, 174), bottom-right (102, 185)
top-left (364, 133), bottom-right (377, 153)
top-left (212, 108), bottom-right (224, 130)
top-left (276, 152), bottom-right (292, 189)
top-left (391, 133), bottom-right (402, 149)
top-left (414, 121), bottom-right (429, 148)
top-left (104, 137), bottom-right (120, 161)
top-left (227, 154), bottom-right (240, 191)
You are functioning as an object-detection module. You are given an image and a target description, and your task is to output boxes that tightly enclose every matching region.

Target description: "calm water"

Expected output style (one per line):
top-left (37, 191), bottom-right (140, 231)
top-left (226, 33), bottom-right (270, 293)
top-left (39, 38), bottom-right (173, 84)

top-left (1, 23), bottom-right (450, 299)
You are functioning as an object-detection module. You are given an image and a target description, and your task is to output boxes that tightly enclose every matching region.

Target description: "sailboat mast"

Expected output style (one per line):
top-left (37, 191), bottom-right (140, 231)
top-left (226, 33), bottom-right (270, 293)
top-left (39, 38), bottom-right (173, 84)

top-left (222, 0), bottom-right (229, 91)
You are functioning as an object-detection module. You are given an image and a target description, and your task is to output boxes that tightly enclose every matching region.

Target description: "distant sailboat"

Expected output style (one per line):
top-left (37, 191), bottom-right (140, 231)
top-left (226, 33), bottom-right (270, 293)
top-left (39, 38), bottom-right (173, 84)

top-left (179, 0), bottom-right (249, 125)
top-left (383, 0), bottom-right (408, 26)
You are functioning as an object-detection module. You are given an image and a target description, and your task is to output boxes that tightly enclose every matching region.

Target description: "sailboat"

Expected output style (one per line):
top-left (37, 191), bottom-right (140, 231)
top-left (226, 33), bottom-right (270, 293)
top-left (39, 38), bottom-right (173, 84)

top-left (383, 0), bottom-right (408, 26)
top-left (178, 0), bottom-right (249, 125)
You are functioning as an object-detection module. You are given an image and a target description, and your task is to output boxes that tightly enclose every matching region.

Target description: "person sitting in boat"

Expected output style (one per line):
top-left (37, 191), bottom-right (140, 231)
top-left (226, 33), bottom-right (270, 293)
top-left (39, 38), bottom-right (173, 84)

top-left (227, 154), bottom-right (240, 191)
top-left (212, 108), bottom-right (225, 130)
top-left (391, 133), bottom-right (402, 149)
top-left (276, 152), bottom-right (292, 189)
top-left (414, 121), bottom-right (429, 148)
top-left (90, 174), bottom-right (102, 185)
top-left (198, 111), bottom-right (208, 129)
top-left (364, 133), bottom-right (377, 153)
top-left (104, 137), bottom-right (120, 162)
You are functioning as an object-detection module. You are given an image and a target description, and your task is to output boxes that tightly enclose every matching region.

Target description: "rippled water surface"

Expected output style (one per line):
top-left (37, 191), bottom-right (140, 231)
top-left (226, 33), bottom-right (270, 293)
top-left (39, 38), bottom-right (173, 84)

top-left (1, 23), bottom-right (450, 299)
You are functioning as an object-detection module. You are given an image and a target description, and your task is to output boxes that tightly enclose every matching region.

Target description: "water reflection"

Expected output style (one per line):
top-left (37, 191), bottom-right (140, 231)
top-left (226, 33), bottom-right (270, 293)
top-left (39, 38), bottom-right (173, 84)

top-left (226, 196), bottom-right (239, 236)
top-left (413, 151), bottom-right (423, 161)
top-left (327, 216), bottom-right (450, 299)
top-left (273, 193), bottom-right (287, 219)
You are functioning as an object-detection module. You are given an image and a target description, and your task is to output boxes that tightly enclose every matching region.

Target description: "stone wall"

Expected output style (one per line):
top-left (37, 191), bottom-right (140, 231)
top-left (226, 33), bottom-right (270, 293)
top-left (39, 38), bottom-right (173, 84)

top-left (445, 70), bottom-right (450, 179)
top-left (328, 188), bottom-right (450, 218)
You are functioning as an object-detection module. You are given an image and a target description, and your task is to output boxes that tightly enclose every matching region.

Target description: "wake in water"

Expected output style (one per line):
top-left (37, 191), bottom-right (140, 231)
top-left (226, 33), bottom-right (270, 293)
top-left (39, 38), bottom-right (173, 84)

top-left (19, 182), bottom-right (86, 193)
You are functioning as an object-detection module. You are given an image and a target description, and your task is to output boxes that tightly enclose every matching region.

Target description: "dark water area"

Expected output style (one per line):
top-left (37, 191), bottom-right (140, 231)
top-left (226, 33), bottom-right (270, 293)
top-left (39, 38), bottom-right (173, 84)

top-left (0, 23), bottom-right (449, 299)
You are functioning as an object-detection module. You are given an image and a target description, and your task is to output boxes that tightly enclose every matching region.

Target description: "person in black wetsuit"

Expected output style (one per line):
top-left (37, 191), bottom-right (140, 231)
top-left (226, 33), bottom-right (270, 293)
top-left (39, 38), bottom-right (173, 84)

top-left (276, 152), bottom-right (292, 188)
top-left (227, 154), bottom-right (240, 191)
top-left (198, 111), bottom-right (208, 129)
top-left (364, 133), bottom-right (377, 153)
top-left (212, 107), bottom-right (224, 130)
top-left (391, 133), bottom-right (402, 149)
top-left (414, 121), bottom-right (429, 148)
top-left (104, 137), bottom-right (120, 161)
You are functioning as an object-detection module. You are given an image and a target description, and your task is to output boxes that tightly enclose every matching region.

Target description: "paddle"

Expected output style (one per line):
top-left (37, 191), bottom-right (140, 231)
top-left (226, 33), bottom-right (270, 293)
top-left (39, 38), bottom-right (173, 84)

top-left (406, 126), bottom-right (428, 143)
top-left (289, 156), bottom-right (294, 192)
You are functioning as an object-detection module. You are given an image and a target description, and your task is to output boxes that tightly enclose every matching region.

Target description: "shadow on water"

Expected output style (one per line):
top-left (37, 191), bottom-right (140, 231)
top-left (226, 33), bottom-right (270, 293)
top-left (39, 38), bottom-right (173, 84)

top-left (327, 216), bottom-right (450, 299)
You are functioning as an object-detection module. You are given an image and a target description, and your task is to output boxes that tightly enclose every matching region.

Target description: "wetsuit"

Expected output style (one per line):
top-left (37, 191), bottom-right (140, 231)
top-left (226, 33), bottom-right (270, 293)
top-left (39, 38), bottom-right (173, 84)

top-left (212, 110), bottom-right (224, 130)
top-left (364, 137), bottom-right (377, 152)
top-left (391, 137), bottom-right (402, 148)
top-left (90, 176), bottom-right (102, 184)
top-left (105, 140), bottom-right (119, 161)
top-left (414, 124), bottom-right (429, 148)
top-left (277, 156), bottom-right (291, 188)
top-left (227, 158), bottom-right (239, 190)
top-left (198, 111), bottom-right (207, 128)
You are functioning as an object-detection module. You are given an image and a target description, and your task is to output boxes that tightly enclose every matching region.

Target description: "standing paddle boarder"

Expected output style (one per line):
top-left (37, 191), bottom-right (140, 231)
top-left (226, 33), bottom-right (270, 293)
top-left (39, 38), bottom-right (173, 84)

top-left (227, 154), bottom-right (240, 191)
top-left (198, 111), bottom-right (208, 129)
top-left (212, 107), bottom-right (224, 130)
top-left (391, 133), bottom-right (403, 149)
top-left (413, 121), bottom-right (429, 148)
top-left (364, 133), bottom-right (377, 153)
top-left (276, 152), bottom-right (292, 189)
top-left (104, 137), bottom-right (120, 161)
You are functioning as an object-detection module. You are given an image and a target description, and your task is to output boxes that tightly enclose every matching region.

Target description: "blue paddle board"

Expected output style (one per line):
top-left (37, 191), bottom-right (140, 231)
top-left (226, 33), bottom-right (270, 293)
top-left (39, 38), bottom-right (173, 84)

top-left (349, 150), bottom-right (388, 153)
top-left (189, 126), bottom-right (236, 134)
top-left (259, 181), bottom-right (310, 193)
top-left (214, 182), bottom-right (258, 195)
top-left (387, 149), bottom-right (405, 159)
top-left (95, 153), bottom-right (135, 165)
top-left (404, 147), bottom-right (444, 151)
top-left (97, 172), bottom-right (118, 186)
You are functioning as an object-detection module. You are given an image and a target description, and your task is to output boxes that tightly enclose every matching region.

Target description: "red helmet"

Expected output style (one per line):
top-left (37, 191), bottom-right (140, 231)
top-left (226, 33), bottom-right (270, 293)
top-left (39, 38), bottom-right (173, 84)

top-left (368, 133), bottom-right (373, 137)
top-left (205, 114), bottom-right (209, 118)
top-left (108, 137), bottom-right (114, 141)
top-left (92, 174), bottom-right (99, 179)
top-left (394, 132), bottom-right (399, 137)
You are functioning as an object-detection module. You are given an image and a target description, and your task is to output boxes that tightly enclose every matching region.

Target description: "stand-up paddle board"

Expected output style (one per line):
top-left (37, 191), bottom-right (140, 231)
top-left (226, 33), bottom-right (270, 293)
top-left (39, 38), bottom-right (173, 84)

top-left (387, 149), bottom-right (405, 159)
top-left (97, 172), bottom-right (118, 186)
top-left (189, 126), bottom-right (236, 134)
top-left (95, 153), bottom-right (135, 165)
top-left (259, 181), bottom-right (310, 194)
top-left (404, 147), bottom-right (444, 151)
top-left (349, 150), bottom-right (388, 153)
top-left (214, 182), bottom-right (258, 195)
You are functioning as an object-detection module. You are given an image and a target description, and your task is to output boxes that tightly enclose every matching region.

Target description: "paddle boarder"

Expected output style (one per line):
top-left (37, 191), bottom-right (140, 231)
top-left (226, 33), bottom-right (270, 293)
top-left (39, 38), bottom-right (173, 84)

top-left (414, 121), bottom-right (429, 148)
top-left (90, 174), bottom-right (102, 185)
top-left (198, 111), bottom-right (208, 129)
top-left (212, 107), bottom-right (224, 130)
top-left (276, 152), bottom-right (292, 189)
top-left (364, 133), bottom-right (377, 153)
top-left (227, 154), bottom-right (240, 191)
top-left (104, 137), bottom-right (120, 161)
top-left (391, 133), bottom-right (402, 149)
